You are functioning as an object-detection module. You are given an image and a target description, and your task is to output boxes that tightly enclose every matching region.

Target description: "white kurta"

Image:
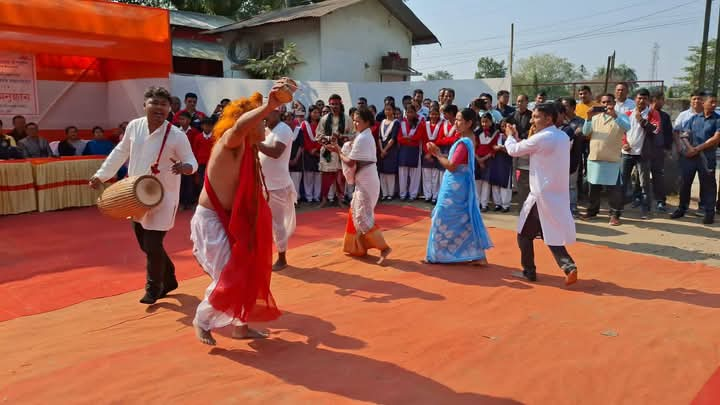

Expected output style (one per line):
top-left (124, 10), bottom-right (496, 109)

top-left (94, 118), bottom-right (198, 231)
top-left (505, 126), bottom-right (576, 246)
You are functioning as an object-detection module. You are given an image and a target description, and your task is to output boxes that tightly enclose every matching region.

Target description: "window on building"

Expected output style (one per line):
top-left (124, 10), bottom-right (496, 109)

top-left (260, 39), bottom-right (285, 59)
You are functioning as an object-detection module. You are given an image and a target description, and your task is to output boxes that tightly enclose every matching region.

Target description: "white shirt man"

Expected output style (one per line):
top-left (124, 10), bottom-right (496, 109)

top-left (91, 88), bottom-right (197, 305)
top-left (504, 106), bottom-right (578, 286)
top-left (614, 98), bottom-right (636, 115)
top-left (259, 114), bottom-right (297, 270)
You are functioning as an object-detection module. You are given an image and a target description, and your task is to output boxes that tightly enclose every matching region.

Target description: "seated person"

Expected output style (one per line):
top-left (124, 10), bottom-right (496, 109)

top-left (18, 123), bottom-right (52, 158)
top-left (84, 126), bottom-right (115, 156)
top-left (0, 119), bottom-right (23, 159)
top-left (58, 126), bottom-right (87, 156)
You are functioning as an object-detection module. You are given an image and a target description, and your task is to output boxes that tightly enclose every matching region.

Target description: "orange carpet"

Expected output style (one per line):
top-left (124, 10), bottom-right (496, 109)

top-left (1, 214), bottom-right (719, 403)
top-left (0, 205), bottom-right (427, 321)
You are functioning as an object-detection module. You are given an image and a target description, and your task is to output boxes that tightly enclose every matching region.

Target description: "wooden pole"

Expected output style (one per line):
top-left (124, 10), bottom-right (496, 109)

top-left (698, 0), bottom-right (712, 88)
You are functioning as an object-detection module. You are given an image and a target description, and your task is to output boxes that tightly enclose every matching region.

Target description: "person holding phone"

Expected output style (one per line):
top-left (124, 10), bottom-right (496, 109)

top-left (580, 94), bottom-right (630, 226)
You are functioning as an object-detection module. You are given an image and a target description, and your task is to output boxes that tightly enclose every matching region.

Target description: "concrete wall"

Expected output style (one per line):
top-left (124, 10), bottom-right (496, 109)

top-left (220, 19), bottom-right (321, 80)
top-left (170, 74), bottom-right (511, 117)
top-left (319, 0), bottom-right (413, 82)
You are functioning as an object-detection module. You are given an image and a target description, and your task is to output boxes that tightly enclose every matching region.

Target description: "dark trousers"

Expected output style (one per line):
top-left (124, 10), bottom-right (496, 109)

top-left (180, 173), bottom-right (195, 207)
top-left (632, 147), bottom-right (666, 203)
top-left (678, 156), bottom-right (717, 217)
top-left (587, 180), bottom-right (624, 218)
top-left (517, 204), bottom-right (575, 275)
top-left (621, 154), bottom-right (651, 211)
top-left (132, 222), bottom-right (176, 296)
top-left (194, 164), bottom-right (207, 201)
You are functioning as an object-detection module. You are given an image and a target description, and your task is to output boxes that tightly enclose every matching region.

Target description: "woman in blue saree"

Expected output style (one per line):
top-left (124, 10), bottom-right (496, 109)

top-left (425, 108), bottom-right (493, 264)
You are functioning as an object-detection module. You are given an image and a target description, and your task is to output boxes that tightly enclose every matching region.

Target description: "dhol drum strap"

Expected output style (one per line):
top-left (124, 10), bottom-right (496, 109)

top-left (150, 122), bottom-right (172, 175)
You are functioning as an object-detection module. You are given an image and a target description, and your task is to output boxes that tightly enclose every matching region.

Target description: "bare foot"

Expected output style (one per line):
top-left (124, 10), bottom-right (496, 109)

top-left (377, 247), bottom-right (392, 265)
top-left (565, 268), bottom-right (578, 286)
top-left (194, 322), bottom-right (216, 346)
top-left (469, 258), bottom-right (488, 266)
top-left (232, 324), bottom-right (269, 340)
top-left (338, 200), bottom-right (347, 209)
top-left (319, 199), bottom-right (328, 208)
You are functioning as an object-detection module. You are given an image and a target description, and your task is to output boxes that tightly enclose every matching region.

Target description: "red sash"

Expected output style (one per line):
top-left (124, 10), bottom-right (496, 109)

top-left (204, 141), bottom-right (281, 323)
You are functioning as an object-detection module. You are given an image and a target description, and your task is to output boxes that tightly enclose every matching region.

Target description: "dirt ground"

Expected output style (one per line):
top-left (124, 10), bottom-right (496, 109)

top-left (297, 179), bottom-right (719, 268)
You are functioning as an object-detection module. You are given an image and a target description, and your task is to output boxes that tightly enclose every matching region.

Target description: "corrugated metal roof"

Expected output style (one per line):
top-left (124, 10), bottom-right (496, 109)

top-left (170, 10), bottom-right (235, 30)
top-left (205, 0), bottom-right (438, 46)
top-left (172, 38), bottom-right (225, 60)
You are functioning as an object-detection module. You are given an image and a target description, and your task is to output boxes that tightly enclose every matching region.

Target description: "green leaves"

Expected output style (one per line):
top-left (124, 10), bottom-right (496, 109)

top-left (244, 43), bottom-right (302, 80)
top-left (424, 70), bottom-right (453, 81)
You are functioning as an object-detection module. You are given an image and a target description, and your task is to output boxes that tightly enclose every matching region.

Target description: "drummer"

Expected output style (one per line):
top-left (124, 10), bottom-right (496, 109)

top-left (90, 86), bottom-right (197, 305)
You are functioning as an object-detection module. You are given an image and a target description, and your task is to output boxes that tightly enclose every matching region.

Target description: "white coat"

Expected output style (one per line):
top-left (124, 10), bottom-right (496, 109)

top-left (504, 125), bottom-right (576, 246)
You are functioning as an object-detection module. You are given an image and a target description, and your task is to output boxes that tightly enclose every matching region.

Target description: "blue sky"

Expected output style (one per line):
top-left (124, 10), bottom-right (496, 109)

top-left (407, 0), bottom-right (718, 85)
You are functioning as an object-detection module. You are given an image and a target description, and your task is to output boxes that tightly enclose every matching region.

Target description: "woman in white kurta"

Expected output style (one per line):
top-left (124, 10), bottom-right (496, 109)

top-left (327, 108), bottom-right (391, 265)
top-left (503, 103), bottom-right (578, 286)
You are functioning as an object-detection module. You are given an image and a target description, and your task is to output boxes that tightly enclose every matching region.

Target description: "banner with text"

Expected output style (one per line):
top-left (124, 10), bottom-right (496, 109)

top-left (0, 53), bottom-right (39, 117)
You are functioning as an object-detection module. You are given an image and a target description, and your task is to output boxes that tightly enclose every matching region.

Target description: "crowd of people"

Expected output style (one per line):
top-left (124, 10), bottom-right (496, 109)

top-left (4, 84), bottom-right (719, 227)
top-left (81, 78), bottom-right (718, 346)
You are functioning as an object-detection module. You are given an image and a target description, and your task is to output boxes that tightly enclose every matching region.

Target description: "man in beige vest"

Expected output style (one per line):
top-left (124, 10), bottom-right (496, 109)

top-left (580, 94), bottom-right (630, 226)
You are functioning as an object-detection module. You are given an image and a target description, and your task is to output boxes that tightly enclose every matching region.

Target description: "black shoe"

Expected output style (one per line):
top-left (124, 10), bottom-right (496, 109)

top-left (512, 269), bottom-right (537, 282)
top-left (703, 215), bottom-right (715, 225)
top-left (139, 291), bottom-right (159, 305)
top-left (656, 202), bottom-right (667, 212)
top-left (670, 210), bottom-right (685, 219)
top-left (493, 205), bottom-right (503, 212)
top-left (631, 198), bottom-right (641, 208)
top-left (160, 279), bottom-right (178, 298)
top-left (481, 206), bottom-right (489, 212)
top-left (502, 207), bottom-right (511, 213)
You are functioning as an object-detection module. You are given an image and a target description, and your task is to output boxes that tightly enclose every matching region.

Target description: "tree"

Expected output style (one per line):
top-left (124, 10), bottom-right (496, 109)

top-left (243, 42), bottom-right (302, 79)
top-left (677, 39), bottom-right (717, 95)
top-left (424, 70), bottom-right (454, 81)
top-left (593, 63), bottom-right (638, 84)
top-left (474, 57), bottom-right (506, 79)
top-left (113, 0), bottom-right (321, 18)
top-left (512, 53), bottom-right (582, 99)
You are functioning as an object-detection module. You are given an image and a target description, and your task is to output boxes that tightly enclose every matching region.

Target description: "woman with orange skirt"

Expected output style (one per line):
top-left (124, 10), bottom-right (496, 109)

top-left (327, 108), bottom-right (392, 265)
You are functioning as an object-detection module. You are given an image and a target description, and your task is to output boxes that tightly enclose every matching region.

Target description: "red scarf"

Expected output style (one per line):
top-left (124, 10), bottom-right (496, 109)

top-left (204, 141), bottom-right (281, 323)
top-left (301, 121), bottom-right (321, 152)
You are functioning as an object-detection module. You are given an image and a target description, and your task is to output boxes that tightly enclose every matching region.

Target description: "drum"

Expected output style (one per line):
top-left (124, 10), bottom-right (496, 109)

top-left (97, 175), bottom-right (164, 220)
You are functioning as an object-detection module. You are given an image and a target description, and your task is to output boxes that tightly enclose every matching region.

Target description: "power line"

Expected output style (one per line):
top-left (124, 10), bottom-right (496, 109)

top-left (414, 0), bottom-right (700, 73)
top-left (415, 0), bottom-right (703, 56)
top-left (415, 19), bottom-right (697, 73)
top-left (415, 14), bottom-right (699, 62)
top-left (415, 18), bottom-right (696, 68)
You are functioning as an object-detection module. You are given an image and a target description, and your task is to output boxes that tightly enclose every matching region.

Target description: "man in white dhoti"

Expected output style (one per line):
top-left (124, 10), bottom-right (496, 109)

top-left (90, 86), bottom-right (198, 304)
top-left (504, 103), bottom-right (578, 286)
top-left (259, 108), bottom-right (297, 271)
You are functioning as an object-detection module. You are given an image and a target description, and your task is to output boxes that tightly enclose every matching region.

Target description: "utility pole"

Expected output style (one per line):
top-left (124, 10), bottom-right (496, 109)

top-left (603, 54), bottom-right (612, 93)
top-left (509, 23), bottom-right (514, 78)
top-left (698, 0), bottom-right (712, 88)
top-left (713, 10), bottom-right (720, 95)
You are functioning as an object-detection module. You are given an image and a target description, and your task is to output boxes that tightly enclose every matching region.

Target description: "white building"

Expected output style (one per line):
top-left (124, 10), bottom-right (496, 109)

top-left (205, 0), bottom-right (439, 82)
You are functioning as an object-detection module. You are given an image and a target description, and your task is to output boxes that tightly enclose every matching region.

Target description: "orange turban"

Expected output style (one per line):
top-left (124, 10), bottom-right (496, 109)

top-left (212, 92), bottom-right (264, 143)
